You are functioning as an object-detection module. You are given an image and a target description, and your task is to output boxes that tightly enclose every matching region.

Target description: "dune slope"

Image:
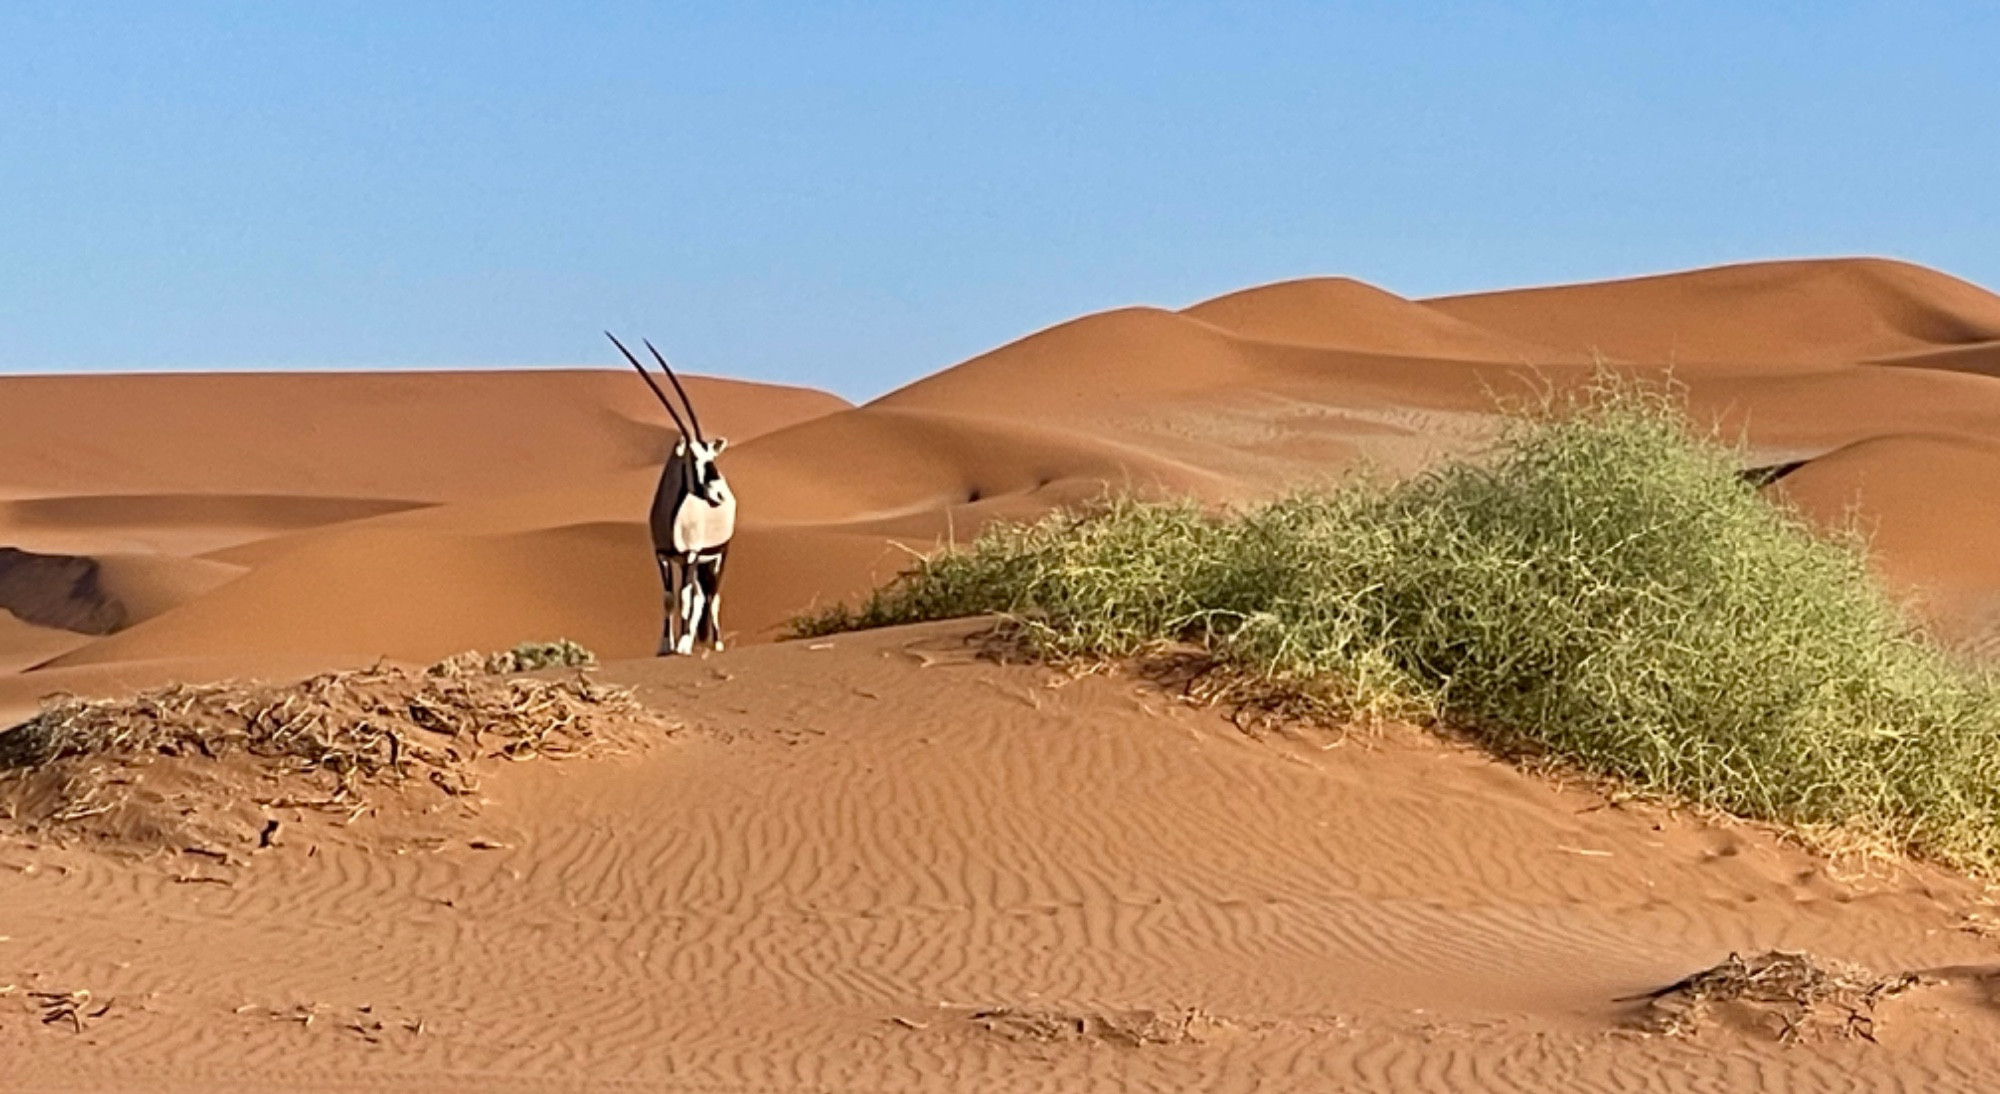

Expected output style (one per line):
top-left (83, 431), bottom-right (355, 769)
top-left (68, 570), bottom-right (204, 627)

top-left (5, 623), bottom-right (2000, 1092)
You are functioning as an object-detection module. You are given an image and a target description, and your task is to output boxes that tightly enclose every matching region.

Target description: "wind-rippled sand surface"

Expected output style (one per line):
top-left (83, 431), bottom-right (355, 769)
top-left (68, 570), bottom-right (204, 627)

top-left (9, 258), bottom-right (2000, 1090)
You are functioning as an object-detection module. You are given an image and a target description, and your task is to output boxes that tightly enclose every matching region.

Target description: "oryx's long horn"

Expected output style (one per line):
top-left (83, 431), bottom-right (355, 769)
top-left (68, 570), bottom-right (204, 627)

top-left (643, 338), bottom-right (707, 444)
top-left (605, 332), bottom-right (692, 440)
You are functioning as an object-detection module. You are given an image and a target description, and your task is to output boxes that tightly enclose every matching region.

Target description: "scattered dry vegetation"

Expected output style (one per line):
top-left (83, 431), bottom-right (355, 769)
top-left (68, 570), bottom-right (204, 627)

top-left (436, 638), bottom-right (598, 675)
top-left (796, 376), bottom-right (2000, 872)
top-left (957, 1005), bottom-right (1221, 1047)
top-left (1627, 950), bottom-right (1925, 1042)
top-left (237, 1001), bottom-right (426, 1044)
top-left (0, 641), bottom-right (657, 852)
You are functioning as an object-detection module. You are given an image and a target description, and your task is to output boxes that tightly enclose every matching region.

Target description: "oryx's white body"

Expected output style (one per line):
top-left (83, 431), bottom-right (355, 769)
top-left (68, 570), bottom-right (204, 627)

top-left (660, 451), bottom-right (736, 554)
top-left (650, 436), bottom-right (734, 655)
top-left (608, 333), bottom-right (736, 656)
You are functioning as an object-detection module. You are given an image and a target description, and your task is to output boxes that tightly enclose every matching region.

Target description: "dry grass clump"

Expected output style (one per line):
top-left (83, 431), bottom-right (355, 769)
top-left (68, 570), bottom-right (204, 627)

top-left (1, 659), bottom-right (641, 793)
top-left (0, 645), bottom-right (657, 847)
top-left (1629, 950), bottom-right (1924, 1041)
top-left (794, 375), bottom-right (2000, 872)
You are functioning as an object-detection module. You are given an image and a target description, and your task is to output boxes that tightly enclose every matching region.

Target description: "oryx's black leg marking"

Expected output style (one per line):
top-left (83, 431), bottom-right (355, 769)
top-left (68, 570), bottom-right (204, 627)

top-left (676, 551), bottom-right (702, 656)
top-left (692, 546), bottom-right (728, 651)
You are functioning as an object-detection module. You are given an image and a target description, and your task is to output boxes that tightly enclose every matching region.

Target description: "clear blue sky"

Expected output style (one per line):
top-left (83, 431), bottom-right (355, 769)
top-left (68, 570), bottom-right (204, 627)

top-left (4, 3), bottom-right (1996, 399)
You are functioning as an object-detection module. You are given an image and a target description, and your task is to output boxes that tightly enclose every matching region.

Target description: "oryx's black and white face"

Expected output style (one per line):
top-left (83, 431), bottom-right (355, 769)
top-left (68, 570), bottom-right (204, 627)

top-left (677, 435), bottom-right (731, 507)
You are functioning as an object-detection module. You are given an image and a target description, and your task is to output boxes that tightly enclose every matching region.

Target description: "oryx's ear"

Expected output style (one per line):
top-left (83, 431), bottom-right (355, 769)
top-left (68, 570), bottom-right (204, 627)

top-left (711, 437), bottom-right (727, 455)
top-left (674, 437), bottom-right (688, 455)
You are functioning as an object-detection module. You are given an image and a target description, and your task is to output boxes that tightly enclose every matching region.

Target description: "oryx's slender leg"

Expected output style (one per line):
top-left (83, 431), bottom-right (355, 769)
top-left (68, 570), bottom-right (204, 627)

top-left (693, 548), bottom-right (727, 651)
top-left (676, 550), bottom-right (705, 656)
top-left (656, 551), bottom-right (685, 657)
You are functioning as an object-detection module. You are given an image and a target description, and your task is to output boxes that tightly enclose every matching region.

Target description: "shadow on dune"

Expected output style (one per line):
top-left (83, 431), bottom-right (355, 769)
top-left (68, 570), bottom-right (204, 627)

top-left (0, 546), bottom-right (127, 635)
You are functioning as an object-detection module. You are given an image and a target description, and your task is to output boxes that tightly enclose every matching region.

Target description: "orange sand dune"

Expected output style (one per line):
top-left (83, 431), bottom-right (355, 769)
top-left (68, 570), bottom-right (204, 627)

top-left (0, 371), bottom-right (845, 717)
top-left (1428, 257), bottom-right (2000, 368)
top-left (0, 370), bottom-right (847, 503)
top-left (1186, 275), bottom-right (1573, 360)
top-left (10, 258), bottom-right (2000, 1089)
top-left (45, 522), bottom-right (655, 670)
top-left (0, 494), bottom-right (429, 557)
top-left (1775, 432), bottom-right (2000, 651)
top-left (13, 258), bottom-right (2000, 706)
top-left (0, 612), bottom-right (89, 675)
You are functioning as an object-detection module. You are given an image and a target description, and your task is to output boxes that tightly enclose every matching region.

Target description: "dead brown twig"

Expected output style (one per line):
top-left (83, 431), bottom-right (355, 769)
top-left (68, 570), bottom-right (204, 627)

top-left (1623, 950), bottom-right (1925, 1042)
top-left (30, 989), bottom-right (108, 1034)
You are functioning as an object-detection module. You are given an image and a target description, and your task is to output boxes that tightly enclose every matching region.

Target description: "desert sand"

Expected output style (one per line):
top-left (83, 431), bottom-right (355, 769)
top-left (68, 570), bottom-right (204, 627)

top-left (9, 257), bottom-right (2000, 1090)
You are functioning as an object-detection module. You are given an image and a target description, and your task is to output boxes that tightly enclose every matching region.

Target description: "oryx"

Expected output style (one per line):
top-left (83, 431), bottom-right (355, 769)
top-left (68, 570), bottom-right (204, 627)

top-left (607, 332), bottom-right (735, 655)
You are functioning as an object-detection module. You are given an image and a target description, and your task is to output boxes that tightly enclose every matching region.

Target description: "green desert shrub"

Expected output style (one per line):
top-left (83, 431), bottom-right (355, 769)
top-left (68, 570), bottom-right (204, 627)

top-left (795, 377), bottom-right (2000, 870)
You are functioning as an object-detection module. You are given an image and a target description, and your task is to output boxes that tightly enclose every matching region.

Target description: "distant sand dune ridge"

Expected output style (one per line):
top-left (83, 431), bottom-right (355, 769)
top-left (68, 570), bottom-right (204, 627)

top-left (10, 259), bottom-right (2000, 714)
top-left (11, 262), bottom-right (2000, 716)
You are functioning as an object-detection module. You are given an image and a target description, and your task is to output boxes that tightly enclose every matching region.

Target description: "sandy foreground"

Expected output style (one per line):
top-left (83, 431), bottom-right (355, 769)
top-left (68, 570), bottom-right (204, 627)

top-left (8, 258), bottom-right (2000, 1090)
